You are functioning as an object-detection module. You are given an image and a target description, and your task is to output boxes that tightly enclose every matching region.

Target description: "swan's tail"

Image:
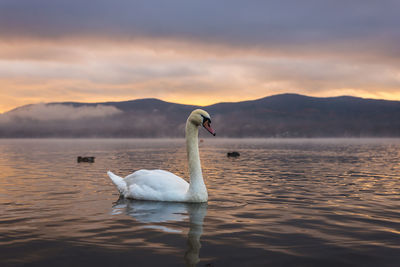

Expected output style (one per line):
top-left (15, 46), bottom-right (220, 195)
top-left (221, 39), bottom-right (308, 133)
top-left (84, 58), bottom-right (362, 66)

top-left (107, 171), bottom-right (128, 196)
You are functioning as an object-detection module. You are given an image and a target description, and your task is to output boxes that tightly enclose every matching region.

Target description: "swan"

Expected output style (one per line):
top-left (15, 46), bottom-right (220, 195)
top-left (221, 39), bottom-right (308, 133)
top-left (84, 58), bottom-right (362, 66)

top-left (107, 109), bottom-right (216, 202)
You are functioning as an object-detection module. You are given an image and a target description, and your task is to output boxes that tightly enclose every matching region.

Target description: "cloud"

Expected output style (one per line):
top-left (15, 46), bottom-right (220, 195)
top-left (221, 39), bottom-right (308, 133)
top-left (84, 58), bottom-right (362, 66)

top-left (1, 1), bottom-right (399, 50)
top-left (0, 104), bottom-right (122, 122)
top-left (1, 40), bottom-right (400, 113)
top-left (0, 0), bottom-right (400, 112)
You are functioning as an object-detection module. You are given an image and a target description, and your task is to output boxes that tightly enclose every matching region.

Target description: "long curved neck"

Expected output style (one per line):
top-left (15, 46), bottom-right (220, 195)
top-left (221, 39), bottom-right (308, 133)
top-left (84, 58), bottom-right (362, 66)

top-left (185, 120), bottom-right (207, 200)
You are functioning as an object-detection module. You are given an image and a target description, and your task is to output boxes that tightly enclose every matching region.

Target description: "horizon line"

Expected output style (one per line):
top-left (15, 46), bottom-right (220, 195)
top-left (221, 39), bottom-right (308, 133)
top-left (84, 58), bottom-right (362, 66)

top-left (2, 92), bottom-right (399, 114)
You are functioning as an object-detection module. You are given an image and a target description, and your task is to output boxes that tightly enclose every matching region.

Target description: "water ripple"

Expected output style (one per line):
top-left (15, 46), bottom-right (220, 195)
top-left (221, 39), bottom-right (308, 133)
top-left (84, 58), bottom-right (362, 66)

top-left (0, 138), bottom-right (399, 266)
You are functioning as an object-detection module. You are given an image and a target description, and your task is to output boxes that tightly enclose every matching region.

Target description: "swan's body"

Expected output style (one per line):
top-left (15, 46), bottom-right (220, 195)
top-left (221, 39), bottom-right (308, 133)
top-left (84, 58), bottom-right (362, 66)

top-left (107, 109), bottom-right (215, 203)
top-left (108, 169), bottom-right (190, 202)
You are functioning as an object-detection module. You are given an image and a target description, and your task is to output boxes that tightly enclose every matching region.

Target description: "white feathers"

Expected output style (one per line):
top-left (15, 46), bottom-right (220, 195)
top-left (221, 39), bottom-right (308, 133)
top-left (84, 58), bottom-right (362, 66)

top-left (107, 109), bottom-right (213, 203)
top-left (108, 169), bottom-right (189, 202)
top-left (107, 171), bottom-right (128, 195)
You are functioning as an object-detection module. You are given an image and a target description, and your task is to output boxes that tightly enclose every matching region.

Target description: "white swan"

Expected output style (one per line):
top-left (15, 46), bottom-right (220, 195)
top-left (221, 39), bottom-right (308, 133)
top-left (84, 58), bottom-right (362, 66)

top-left (107, 109), bottom-right (216, 202)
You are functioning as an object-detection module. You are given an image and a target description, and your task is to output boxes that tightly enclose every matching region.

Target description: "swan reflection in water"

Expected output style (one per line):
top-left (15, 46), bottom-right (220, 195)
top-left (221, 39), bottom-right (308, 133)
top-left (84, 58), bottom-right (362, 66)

top-left (112, 198), bottom-right (207, 266)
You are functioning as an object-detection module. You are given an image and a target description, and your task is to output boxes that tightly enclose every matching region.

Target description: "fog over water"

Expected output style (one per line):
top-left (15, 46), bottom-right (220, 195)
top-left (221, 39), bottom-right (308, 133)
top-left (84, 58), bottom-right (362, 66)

top-left (1, 94), bottom-right (400, 138)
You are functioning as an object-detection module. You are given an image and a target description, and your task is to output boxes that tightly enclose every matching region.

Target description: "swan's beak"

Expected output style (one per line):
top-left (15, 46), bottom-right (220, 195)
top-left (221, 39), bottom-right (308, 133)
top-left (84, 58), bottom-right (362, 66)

top-left (203, 120), bottom-right (216, 136)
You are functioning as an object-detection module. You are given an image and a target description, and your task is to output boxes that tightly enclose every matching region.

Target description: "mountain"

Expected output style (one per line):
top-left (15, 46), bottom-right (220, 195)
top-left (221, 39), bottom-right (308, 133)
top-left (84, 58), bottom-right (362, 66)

top-left (1, 94), bottom-right (400, 137)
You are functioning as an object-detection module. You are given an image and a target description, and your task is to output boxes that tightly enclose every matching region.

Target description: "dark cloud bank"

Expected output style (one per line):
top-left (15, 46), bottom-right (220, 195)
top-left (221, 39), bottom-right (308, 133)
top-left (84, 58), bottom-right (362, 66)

top-left (1, 94), bottom-right (400, 138)
top-left (1, 0), bottom-right (399, 53)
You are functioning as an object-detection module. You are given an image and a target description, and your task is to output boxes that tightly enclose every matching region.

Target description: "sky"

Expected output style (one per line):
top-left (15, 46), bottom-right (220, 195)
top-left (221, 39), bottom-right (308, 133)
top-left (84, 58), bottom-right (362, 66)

top-left (0, 0), bottom-right (400, 113)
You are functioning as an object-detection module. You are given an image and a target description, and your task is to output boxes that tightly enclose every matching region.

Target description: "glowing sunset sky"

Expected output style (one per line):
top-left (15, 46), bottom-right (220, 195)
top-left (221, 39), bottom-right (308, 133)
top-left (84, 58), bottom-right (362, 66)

top-left (0, 0), bottom-right (400, 113)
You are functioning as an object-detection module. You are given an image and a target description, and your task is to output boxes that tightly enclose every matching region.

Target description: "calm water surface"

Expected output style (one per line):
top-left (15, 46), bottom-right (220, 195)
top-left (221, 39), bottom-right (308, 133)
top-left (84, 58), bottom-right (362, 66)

top-left (0, 138), bottom-right (399, 266)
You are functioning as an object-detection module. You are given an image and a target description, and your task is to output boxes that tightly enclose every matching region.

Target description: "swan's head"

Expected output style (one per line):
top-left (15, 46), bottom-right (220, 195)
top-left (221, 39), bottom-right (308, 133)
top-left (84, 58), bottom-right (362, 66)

top-left (189, 109), bottom-right (216, 136)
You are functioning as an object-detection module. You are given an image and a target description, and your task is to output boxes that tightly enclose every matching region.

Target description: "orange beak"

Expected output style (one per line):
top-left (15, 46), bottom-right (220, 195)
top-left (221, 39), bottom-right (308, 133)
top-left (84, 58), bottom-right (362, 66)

top-left (203, 120), bottom-right (216, 136)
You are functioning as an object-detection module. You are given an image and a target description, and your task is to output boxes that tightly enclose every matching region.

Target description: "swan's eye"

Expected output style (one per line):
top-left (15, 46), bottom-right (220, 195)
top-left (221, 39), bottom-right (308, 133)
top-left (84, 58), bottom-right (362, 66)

top-left (201, 115), bottom-right (211, 124)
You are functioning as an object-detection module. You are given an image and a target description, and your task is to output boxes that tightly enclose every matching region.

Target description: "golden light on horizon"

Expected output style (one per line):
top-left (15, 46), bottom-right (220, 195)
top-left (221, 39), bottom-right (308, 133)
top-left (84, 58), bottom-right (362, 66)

top-left (1, 1), bottom-right (400, 113)
top-left (1, 37), bottom-right (400, 114)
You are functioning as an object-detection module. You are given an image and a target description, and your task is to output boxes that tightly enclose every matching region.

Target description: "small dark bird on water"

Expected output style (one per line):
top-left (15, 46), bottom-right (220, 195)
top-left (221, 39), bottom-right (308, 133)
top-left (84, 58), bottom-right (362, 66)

top-left (77, 156), bottom-right (95, 163)
top-left (227, 152), bottom-right (240, 157)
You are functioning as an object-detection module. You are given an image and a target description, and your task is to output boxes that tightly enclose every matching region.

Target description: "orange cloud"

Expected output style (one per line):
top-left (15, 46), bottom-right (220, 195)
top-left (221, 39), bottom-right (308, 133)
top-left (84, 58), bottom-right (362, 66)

top-left (0, 38), bottom-right (400, 113)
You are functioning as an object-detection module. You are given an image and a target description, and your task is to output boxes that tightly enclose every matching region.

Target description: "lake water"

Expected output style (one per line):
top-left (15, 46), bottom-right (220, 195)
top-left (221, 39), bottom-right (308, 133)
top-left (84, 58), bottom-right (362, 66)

top-left (0, 138), bottom-right (399, 266)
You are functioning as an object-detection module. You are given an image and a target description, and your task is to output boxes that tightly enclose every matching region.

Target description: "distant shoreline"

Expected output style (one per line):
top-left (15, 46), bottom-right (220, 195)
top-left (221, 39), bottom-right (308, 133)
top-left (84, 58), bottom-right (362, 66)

top-left (1, 94), bottom-right (400, 138)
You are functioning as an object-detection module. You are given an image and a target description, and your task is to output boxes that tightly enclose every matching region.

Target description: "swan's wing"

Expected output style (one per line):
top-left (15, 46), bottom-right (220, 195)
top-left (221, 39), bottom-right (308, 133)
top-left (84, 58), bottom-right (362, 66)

top-left (124, 169), bottom-right (189, 201)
